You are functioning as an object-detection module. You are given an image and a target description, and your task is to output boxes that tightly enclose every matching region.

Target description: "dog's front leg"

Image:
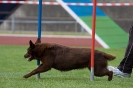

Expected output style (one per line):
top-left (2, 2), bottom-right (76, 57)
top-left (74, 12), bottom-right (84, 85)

top-left (23, 64), bottom-right (51, 78)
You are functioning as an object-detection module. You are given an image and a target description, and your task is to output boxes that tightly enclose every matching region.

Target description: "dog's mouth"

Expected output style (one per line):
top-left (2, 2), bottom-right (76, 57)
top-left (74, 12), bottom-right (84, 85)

top-left (27, 56), bottom-right (32, 61)
top-left (24, 54), bottom-right (33, 61)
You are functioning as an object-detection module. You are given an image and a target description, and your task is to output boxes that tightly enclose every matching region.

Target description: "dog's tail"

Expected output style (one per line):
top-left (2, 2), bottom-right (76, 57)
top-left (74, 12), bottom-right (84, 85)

top-left (103, 52), bottom-right (116, 61)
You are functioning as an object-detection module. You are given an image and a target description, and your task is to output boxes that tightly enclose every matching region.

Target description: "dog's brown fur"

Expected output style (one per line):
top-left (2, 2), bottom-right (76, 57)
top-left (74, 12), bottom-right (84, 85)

top-left (24, 38), bottom-right (116, 81)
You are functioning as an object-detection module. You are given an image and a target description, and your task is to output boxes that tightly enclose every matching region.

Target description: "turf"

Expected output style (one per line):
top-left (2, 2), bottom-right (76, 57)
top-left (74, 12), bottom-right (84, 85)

top-left (0, 45), bottom-right (133, 88)
top-left (80, 16), bottom-right (128, 48)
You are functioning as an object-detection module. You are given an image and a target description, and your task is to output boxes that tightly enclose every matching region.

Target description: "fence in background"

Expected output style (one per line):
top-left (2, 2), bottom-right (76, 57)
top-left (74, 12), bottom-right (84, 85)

top-left (0, 13), bottom-right (85, 36)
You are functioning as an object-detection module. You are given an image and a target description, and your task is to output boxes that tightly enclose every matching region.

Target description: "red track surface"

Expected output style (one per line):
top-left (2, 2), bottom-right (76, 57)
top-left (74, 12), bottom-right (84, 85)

top-left (0, 35), bottom-right (102, 47)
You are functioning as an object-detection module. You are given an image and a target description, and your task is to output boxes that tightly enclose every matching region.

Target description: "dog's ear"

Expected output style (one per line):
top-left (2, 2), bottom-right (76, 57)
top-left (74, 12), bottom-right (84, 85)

top-left (35, 38), bottom-right (41, 44)
top-left (29, 40), bottom-right (35, 48)
top-left (33, 43), bottom-right (52, 56)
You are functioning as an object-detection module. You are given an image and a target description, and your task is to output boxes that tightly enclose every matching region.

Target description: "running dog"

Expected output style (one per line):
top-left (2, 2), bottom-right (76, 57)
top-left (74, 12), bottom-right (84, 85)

top-left (24, 38), bottom-right (116, 81)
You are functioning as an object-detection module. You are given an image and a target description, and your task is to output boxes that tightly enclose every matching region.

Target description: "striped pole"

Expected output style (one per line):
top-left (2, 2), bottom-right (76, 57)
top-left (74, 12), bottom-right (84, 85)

top-left (36, 0), bottom-right (42, 79)
top-left (0, 1), bottom-right (133, 6)
top-left (90, 0), bottom-right (97, 81)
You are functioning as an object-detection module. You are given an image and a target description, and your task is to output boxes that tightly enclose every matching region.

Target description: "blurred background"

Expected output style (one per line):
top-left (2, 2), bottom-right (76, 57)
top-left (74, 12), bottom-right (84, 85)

top-left (0, 0), bottom-right (133, 48)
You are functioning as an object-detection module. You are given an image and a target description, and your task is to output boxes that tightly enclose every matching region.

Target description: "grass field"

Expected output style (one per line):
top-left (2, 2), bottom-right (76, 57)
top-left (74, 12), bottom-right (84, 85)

top-left (0, 45), bottom-right (133, 88)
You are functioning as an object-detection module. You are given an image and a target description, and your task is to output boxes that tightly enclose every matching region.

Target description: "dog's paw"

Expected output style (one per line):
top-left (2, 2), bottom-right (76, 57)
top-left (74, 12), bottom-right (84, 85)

top-left (23, 74), bottom-right (30, 78)
top-left (108, 71), bottom-right (113, 81)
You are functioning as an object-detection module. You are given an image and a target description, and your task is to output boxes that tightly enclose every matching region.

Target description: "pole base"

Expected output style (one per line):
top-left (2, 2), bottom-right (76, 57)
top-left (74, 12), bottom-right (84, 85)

top-left (90, 67), bottom-right (94, 81)
top-left (36, 73), bottom-right (40, 79)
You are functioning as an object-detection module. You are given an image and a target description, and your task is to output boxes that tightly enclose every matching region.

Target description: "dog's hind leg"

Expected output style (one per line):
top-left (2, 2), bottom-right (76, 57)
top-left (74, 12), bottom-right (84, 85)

top-left (100, 68), bottom-right (113, 81)
top-left (107, 70), bottom-right (113, 81)
top-left (23, 64), bottom-right (51, 78)
top-left (94, 68), bottom-right (113, 81)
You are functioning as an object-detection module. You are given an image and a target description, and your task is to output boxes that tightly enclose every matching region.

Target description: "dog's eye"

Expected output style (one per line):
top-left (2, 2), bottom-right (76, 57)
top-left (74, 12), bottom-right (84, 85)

top-left (28, 50), bottom-right (31, 54)
top-left (27, 48), bottom-right (32, 54)
top-left (27, 49), bottom-right (31, 54)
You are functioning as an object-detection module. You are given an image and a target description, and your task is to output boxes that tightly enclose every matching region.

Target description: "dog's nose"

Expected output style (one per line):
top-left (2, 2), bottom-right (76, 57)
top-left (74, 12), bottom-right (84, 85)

top-left (24, 54), bottom-right (28, 58)
top-left (24, 54), bottom-right (26, 58)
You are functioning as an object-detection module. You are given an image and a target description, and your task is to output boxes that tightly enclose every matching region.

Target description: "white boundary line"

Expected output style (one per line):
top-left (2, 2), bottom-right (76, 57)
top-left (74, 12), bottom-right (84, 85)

top-left (56, 0), bottom-right (109, 49)
top-left (0, 1), bottom-right (133, 6)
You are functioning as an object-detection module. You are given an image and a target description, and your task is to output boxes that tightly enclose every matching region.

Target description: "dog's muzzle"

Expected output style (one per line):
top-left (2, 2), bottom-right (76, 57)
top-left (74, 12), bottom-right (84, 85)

top-left (24, 53), bottom-right (30, 58)
top-left (24, 53), bottom-right (32, 61)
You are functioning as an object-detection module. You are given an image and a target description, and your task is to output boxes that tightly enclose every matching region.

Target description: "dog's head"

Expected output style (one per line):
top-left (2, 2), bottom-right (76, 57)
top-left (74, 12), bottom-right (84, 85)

top-left (24, 38), bottom-right (41, 61)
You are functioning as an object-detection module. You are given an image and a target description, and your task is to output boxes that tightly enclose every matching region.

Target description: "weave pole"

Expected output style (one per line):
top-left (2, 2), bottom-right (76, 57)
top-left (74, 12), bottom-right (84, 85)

top-left (36, 0), bottom-right (42, 79)
top-left (90, 0), bottom-right (97, 81)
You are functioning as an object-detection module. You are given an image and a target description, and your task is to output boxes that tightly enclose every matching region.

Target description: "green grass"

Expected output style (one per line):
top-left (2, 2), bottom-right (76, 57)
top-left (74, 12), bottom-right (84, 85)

top-left (0, 45), bottom-right (133, 88)
top-left (80, 16), bottom-right (128, 48)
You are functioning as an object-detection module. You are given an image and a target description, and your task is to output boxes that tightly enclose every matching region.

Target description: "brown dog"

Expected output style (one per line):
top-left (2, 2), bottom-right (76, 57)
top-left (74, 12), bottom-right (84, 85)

top-left (24, 38), bottom-right (116, 81)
